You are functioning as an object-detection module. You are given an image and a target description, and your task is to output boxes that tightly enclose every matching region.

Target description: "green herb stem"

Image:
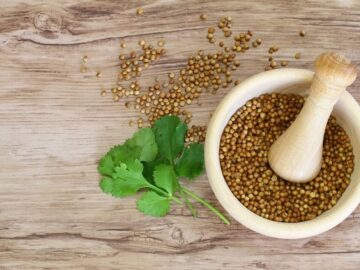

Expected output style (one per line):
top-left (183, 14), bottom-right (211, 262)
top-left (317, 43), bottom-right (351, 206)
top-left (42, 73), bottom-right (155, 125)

top-left (182, 187), bottom-right (230, 225)
top-left (147, 183), bottom-right (182, 204)
top-left (180, 189), bottom-right (198, 217)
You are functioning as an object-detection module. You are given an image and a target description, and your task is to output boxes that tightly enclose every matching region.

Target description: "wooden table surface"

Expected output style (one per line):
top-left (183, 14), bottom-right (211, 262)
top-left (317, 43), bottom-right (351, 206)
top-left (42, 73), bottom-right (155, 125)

top-left (1, 0), bottom-right (360, 269)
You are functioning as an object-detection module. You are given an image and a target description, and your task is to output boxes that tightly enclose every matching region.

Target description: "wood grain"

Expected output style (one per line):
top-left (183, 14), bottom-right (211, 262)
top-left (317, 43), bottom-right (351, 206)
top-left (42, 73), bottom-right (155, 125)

top-left (0, 0), bottom-right (359, 269)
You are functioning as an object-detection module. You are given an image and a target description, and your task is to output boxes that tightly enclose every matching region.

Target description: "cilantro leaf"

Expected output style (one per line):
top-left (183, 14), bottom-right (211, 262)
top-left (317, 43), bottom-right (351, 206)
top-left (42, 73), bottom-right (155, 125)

top-left (153, 115), bottom-right (187, 164)
top-left (99, 177), bottom-right (113, 194)
top-left (175, 143), bottom-right (204, 180)
top-left (125, 128), bottom-right (158, 162)
top-left (137, 191), bottom-right (170, 217)
top-left (111, 160), bottom-right (149, 197)
top-left (153, 164), bottom-right (178, 195)
top-left (98, 144), bottom-right (136, 177)
top-left (98, 155), bottom-right (115, 177)
top-left (98, 128), bottom-right (157, 177)
top-left (142, 156), bottom-right (169, 182)
top-left (97, 115), bottom-right (230, 224)
top-left (108, 144), bottom-right (136, 165)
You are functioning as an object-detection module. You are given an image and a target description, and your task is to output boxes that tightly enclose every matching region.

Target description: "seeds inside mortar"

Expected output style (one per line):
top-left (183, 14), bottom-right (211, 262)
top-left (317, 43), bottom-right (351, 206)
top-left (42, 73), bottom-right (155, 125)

top-left (220, 93), bottom-right (354, 222)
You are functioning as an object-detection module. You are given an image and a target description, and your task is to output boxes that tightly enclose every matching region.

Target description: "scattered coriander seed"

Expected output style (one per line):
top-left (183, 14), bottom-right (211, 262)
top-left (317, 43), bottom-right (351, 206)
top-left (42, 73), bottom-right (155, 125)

top-left (200, 14), bottom-right (207, 21)
top-left (268, 45), bottom-right (279, 54)
top-left (268, 56), bottom-right (273, 62)
top-left (299, 30), bottom-right (306, 37)
top-left (113, 95), bottom-right (119, 102)
top-left (157, 40), bottom-right (165, 47)
top-left (270, 60), bottom-right (277, 68)
top-left (136, 7), bottom-right (144, 15)
top-left (100, 90), bottom-right (107, 97)
top-left (120, 43), bottom-right (127, 48)
top-left (83, 55), bottom-right (88, 63)
top-left (295, 52), bottom-right (302, 59)
top-left (234, 79), bottom-right (241, 86)
top-left (80, 66), bottom-right (86, 73)
top-left (224, 30), bottom-right (232, 37)
top-left (139, 40), bottom-right (146, 46)
top-left (281, 60), bottom-right (288, 67)
top-left (219, 41), bottom-right (224, 47)
top-left (96, 71), bottom-right (102, 78)
top-left (256, 38), bottom-right (262, 45)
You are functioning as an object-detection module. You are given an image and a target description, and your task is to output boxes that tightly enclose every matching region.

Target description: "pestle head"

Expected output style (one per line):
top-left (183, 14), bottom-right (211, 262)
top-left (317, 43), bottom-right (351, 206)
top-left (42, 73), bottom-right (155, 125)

top-left (314, 52), bottom-right (357, 88)
top-left (268, 52), bottom-right (357, 183)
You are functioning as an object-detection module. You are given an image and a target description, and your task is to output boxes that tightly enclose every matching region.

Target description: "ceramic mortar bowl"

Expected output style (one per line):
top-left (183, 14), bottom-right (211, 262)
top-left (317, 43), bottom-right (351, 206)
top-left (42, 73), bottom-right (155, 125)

top-left (205, 68), bottom-right (360, 239)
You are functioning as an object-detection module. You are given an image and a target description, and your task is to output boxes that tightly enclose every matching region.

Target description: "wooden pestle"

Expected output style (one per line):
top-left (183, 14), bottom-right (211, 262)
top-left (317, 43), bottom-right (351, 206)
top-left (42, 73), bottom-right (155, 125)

top-left (268, 52), bottom-right (357, 183)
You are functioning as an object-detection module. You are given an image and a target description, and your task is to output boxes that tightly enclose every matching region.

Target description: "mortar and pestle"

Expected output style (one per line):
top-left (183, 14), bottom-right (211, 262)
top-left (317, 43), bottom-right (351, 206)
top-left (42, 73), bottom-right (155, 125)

top-left (205, 52), bottom-right (360, 239)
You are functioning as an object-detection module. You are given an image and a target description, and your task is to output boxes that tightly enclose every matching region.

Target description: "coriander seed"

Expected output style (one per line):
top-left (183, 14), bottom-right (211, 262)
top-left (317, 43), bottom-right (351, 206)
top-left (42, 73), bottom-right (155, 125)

top-left (200, 14), bottom-right (207, 21)
top-left (208, 27), bottom-right (215, 33)
top-left (157, 40), bottom-right (165, 47)
top-left (136, 7), bottom-right (144, 15)
top-left (80, 66), bottom-right (86, 73)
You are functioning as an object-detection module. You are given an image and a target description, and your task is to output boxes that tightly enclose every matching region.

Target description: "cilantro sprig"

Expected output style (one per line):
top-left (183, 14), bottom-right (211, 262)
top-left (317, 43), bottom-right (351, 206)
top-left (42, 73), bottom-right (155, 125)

top-left (98, 115), bottom-right (230, 224)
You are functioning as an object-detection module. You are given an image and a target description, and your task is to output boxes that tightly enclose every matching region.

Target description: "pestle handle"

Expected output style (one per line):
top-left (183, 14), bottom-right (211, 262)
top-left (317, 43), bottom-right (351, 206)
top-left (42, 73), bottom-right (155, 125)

top-left (310, 53), bottom-right (357, 109)
top-left (268, 52), bottom-right (357, 183)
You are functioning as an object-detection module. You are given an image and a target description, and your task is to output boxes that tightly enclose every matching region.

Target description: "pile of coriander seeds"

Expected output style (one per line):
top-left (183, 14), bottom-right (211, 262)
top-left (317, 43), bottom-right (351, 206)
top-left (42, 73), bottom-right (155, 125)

top-left (86, 13), bottom-right (307, 143)
top-left (220, 93), bottom-right (354, 222)
top-left (89, 16), bottom-right (284, 142)
top-left (112, 15), bottom-right (262, 131)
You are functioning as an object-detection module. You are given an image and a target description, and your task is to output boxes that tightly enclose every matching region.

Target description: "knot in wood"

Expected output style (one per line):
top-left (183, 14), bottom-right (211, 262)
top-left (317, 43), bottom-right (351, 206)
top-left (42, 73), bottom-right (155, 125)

top-left (33, 12), bottom-right (62, 32)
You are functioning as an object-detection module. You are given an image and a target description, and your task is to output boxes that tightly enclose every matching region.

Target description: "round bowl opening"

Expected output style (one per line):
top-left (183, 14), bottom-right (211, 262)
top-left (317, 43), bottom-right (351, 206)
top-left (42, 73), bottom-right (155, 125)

top-left (205, 68), bottom-right (360, 239)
